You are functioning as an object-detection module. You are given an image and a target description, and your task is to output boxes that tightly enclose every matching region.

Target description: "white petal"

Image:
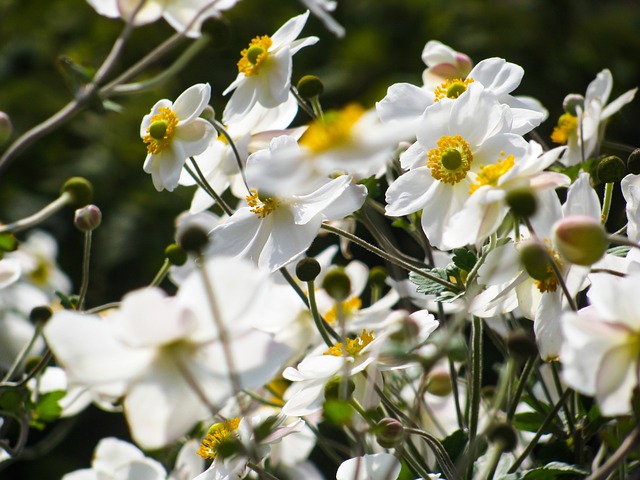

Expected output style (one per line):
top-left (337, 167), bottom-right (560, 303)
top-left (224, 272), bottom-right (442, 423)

top-left (336, 453), bottom-right (401, 480)
top-left (469, 58), bottom-right (523, 98)
top-left (376, 83), bottom-right (432, 124)
top-left (595, 345), bottom-right (639, 416)
top-left (174, 84), bottom-right (211, 123)
top-left (270, 10), bottom-right (311, 50)
top-left (385, 167), bottom-right (435, 217)
top-left (261, 209), bottom-right (321, 271)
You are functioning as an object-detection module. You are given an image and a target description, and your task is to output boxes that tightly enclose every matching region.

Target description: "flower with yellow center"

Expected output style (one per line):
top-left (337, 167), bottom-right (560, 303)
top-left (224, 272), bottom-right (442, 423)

top-left (468, 153), bottom-right (515, 194)
top-left (299, 104), bottom-right (365, 153)
top-left (197, 418), bottom-right (242, 460)
top-left (324, 297), bottom-right (363, 324)
top-left (237, 36), bottom-right (273, 76)
top-left (143, 107), bottom-right (178, 155)
top-left (245, 189), bottom-right (280, 218)
top-left (427, 135), bottom-right (474, 185)
top-left (324, 329), bottom-right (375, 357)
top-left (433, 77), bottom-right (475, 101)
top-left (550, 112), bottom-right (578, 145)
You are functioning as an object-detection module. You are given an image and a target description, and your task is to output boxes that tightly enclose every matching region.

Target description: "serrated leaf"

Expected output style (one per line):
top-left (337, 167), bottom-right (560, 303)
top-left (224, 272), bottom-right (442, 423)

top-left (409, 269), bottom-right (450, 296)
top-left (35, 390), bottom-right (65, 422)
top-left (520, 462), bottom-right (588, 479)
top-left (452, 248), bottom-right (476, 271)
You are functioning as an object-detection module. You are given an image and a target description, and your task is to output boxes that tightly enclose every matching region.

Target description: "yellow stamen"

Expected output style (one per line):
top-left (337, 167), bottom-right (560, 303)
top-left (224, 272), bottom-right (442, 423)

top-left (427, 135), bottom-right (473, 185)
top-left (143, 107), bottom-right (178, 155)
top-left (196, 418), bottom-right (241, 460)
top-left (469, 154), bottom-right (515, 194)
top-left (551, 113), bottom-right (578, 145)
top-left (533, 239), bottom-right (562, 293)
top-left (245, 189), bottom-right (279, 218)
top-left (324, 329), bottom-right (375, 357)
top-left (299, 104), bottom-right (365, 153)
top-left (238, 35), bottom-right (272, 76)
top-left (324, 297), bottom-right (362, 324)
top-left (433, 78), bottom-right (475, 101)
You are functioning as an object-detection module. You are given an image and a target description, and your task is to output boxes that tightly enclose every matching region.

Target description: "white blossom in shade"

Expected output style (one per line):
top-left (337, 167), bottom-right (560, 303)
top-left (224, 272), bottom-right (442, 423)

top-left (443, 141), bottom-right (569, 249)
top-left (141, 83), bottom-right (216, 192)
top-left (336, 453), bottom-right (402, 480)
top-left (61, 437), bottom-right (167, 480)
top-left (86, 0), bottom-right (240, 38)
top-left (561, 272), bottom-right (640, 416)
top-left (385, 83), bottom-right (529, 250)
top-left (551, 69), bottom-right (637, 166)
top-left (621, 173), bottom-right (640, 243)
top-left (223, 11), bottom-right (319, 120)
top-left (44, 257), bottom-right (294, 449)
top-left (209, 137), bottom-right (367, 272)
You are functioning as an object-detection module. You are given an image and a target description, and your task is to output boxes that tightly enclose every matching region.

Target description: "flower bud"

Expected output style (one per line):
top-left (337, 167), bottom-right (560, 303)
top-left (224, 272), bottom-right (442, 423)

top-left (389, 313), bottom-right (420, 343)
top-left (0, 112), bottom-right (13, 145)
top-left (368, 266), bottom-right (388, 286)
top-left (324, 376), bottom-right (355, 399)
top-left (506, 329), bottom-right (538, 361)
top-left (553, 215), bottom-right (608, 266)
top-left (627, 148), bottom-right (640, 175)
top-left (74, 204), bottom-right (102, 232)
top-left (200, 105), bottom-right (216, 122)
top-left (178, 225), bottom-right (210, 253)
top-left (425, 370), bottom-right (453, 397)
top-left (562, 94), bottom-right (584, 116)
top-left (296, 257), bottom-right (321, 282)
top-left (486, 422), bottom-right (518, 452)
top-left (506, 187), bottom-right (537, 218)
top-left (596, 155), bottom-right (626, 183)
top-left (30, 305), bottom-right (53, 323)
top-left (322, 268), bottom-right (351, 301)
top-left (519, 241), bottom-right (553, 281)
top-left (61, 177), bottom-right (93, 207)
top-left (297, 75), bottom-right (324, 99)
top-left (164, 243), bottom-right (188, 266)
top-left (375, 418), bottom-right (404, 448)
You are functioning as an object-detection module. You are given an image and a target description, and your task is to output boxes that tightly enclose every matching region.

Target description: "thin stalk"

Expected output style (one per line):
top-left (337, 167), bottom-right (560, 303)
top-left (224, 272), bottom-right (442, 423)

top-left (209, 118), bottom-right (250, 192)
top-left (306, 280), bottom-right (335, 347)
top-left (507, 357), bottom-right (539, 421)
top-left (449, 358), bottom-right (466, 431)
top-left (187, 158), bottom-right (234, 216)
top-left (289, 86), bottom-right (317, 118)
top-left (465, 316), bottom-right (483, 479)
top-left (586, 427), bottom-right (640, 480)
top-left (0, 193), bottom-right (72, 234)
top-left (550, 361), bottom-right (575, 435)
top-left (601, 182), bottom-right (614, 224)
top-left (150, 258), bottom-right (171, 287)
top-left (405, 427), bottom-right (461, 480)
top-left (1, 322), bottom-right (44, 383)
top-left (76, 231), bottom-right (93, 310)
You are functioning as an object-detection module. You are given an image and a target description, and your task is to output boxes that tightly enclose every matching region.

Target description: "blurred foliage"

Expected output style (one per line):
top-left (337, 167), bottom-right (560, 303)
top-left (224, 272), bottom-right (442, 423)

top-left (1, 0), bottom-right (640, 476)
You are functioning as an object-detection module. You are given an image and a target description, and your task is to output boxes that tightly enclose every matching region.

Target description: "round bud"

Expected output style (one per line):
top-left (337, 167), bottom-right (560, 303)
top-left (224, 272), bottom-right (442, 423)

top-left (178, 225), bottom-right (210, 253)
top-left (627, 148), bottom-right (640, 175)
top-left (61, 177), bottom-right (93, 207)
top-left (368, 266), bottom-right (388, 286)
top-left (296, 257), bottom-right (321, 282)
top-left (296, 75), bottom-right (324, 99)
top-left (506, 187), bottom-right (537, 218)
top-left (322, 268), bottom-right (351, 301)
top-left (200, 105), bottom-right (216, 121)
top-left (375, 418), bottom-right (404, 449)
top-left (486, 422), bottom-right (518, 452)
top-left (425, 370), bottom-right (453, 397)
top-left (164, 243), bottom-right (188, 266)
top-left (506, 329), bottom-right (538, 361)
top-left (389, 314), bottom-right (420, 343)
top-left (562, 94), bottom-right (585, 116)
top-left (74, 204), bottom-right (102, 232)
top-left (519, 241), bottom-right (553, 281)
top-left (596, 155), bottom-right (626, 183)
top-left (324, 376), bottom-right (355, 399)
top-left (0, 111), bottom-right (13, 145)
top-left (30, 305), bottom-right (53, 323)
top-left (553, 215), bottom-right (608, 266)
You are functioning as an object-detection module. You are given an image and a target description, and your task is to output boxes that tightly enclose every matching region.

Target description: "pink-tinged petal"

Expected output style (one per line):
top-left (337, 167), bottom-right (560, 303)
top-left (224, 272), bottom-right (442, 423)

top-left (595, 345), bottom-right (639, 416)
top-left (336, 453), bottom-right (401, 480)
top-left (469, 58), bottom-right (523, 98)
top-left (44, 311), bottom-right (154, 386)
top-left (176, 120), bottom-right (216, 157)
top-left (261, 210), bottom-right (321, 271)
top-left (270, 10), bottom-right (311, 50)
top-left (399, 142), bottom-right (428, 170)
top-left (376, 83), bottom-right (432, 124)
top-left (117, 0), bottom-right (163, 25)
top-left (421, 40), bottom-right (458, 67)
top-left (385, 167), bottom-right (436, 217)
top-left (173, 84), bottom-right (211, 123)
top-left (601, 88), bottom-right (637, 120)
top-left (562, 172), bottom-right (601, 220)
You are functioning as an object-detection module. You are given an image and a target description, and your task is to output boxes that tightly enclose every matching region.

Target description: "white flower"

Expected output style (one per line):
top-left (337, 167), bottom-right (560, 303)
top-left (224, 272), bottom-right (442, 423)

top-left (141, 83), bottom-right (216, 192)
top-left (561, 272), bottom-right (640, 416)
top-left (621, 173), bottom-right (640, 243)
top-left (336, 453), bottom-right (402, 480)
top-left (223, 11), bottom-right (319, 120)
top-left (421, 40), bottom-right (473, 89)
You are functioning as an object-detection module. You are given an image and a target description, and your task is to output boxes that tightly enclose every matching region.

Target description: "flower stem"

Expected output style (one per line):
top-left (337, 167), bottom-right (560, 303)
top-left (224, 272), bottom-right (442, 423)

top-left (150, 258), bottom-right (171, 287)
top-left (0, 192), bottom-right (72, 234)
top-left (76, 231), bottom-right (92, 310)
top-left (306, 280), bottom-right (337, 347)
top-left (601, 182), bottom-right (614, 224)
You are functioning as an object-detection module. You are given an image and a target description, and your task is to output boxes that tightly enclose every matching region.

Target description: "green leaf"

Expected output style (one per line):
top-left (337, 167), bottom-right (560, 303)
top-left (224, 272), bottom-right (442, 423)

top-left (34, 390), bottom-right (65, 423)
top-left (359, 176), bottom-right (380, 198)
top-left (452, 248), bottom-right (476, 272)
top-left (0, 233), bottom-right (17, 252)
top-left (409, 268), bottom-right (451, 296)
top-left (441, 429), bottom-right (468, 463)
top-left (512, 411), bottom-right (563, 435)
top-left (520, 462), bottom-right (588, 479)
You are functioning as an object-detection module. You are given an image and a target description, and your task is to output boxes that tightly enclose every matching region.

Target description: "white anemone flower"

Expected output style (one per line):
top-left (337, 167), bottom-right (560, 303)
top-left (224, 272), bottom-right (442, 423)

top-left (336, 453), bottom-right (402, 480)
top-left (141, 83), bottom-right (216, 192)
top-left (385, 83), bottom-right (529, 250)
top-left (86, 0), bottom-right (240, 38)
top-left (223, 11), bottom-right (319, 120)
top-left (561, 272), bottom-right (640, 416)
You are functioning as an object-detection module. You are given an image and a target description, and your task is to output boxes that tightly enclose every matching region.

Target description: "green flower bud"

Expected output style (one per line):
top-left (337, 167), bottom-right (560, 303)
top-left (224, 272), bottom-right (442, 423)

top-left (627, 148), bottom-right (640, 175)
top-left (596, 155), bottom-right (626, 183)
top-left (562, 94), bottom-right (584, 116)
top-left (30, 305), bottom-right (53, 323)
top-left (506, 187), bottom-right (538, 218)
top-left (164, 243), bottom-right (188, 266)
top-left (322, 268), bottom-right (351, 301)
top-left (296, 75), bottom-right (324, 99)
top-left (486, 422), bottom-right (518, 452)
top-left (74, 204), bottom-right (102, 232)
top-left (368, 266), bottom-right (388, 286)
top-left (553, 215), bottom-right (608, 266)
top-left (425, 370), bottom-right (453, 397)
top-left (296, 257), bottom-right (321, 282)
top-left (375, 418), bottom-right (404, 448)
top-left (178, 225), bottom-right (210, 253)
top-left (61, 177), bottom-right (93, 207)
top-left (0, 112), bottom-right (13, 145)
top-left (506, 329), bottom-right (538, 361)
top-left (324, 376), bottom-right (355, 399)
top-left (519, 241), bottom-right (553, 281)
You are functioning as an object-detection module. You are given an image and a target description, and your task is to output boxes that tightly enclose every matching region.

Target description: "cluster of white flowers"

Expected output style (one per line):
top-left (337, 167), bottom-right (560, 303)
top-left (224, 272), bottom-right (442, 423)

top-left (3, 2), bottom-right (640, 480)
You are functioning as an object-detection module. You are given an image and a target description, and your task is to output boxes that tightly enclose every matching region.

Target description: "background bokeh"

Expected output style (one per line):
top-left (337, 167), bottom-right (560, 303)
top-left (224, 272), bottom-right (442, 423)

top-left (1, 0), bottom-right (639, 477)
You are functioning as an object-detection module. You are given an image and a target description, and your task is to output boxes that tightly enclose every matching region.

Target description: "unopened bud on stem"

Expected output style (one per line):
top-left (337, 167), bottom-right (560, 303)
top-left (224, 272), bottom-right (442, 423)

top-left (553, 215), bottom-right (608, 266)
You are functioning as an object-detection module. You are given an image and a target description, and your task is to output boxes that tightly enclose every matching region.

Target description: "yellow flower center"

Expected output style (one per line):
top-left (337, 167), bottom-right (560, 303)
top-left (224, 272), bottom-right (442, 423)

top-left (534, 239), bottom-right (563, 293)
top-left (143, 107), bottom-right (178, 155)
top-left (299, 104), bottom-right (365, 153)
top-left (324, 329), bottom-right (375, 357)
top-left (197, 418), bottom-right (241, 460)
top-left (551, 113), bottom-right (578, 145)
top-left (238, 35), bottom-right (272, 76)
top-left (433, 78), bottom-right (475, 101)
top-left (469, 153), bottom-right (515, 194)
top-left (246, 189), bottom-right (279, 217)
top-left (324, 297), bottom-right (362, 324)
top-left (427, 135), bottom-right (473, 185)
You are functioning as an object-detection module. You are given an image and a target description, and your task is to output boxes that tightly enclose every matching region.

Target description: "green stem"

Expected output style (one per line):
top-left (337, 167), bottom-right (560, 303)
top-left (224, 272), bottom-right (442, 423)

top-left (507, 357), bottom-right (539, 421)
top-left (306, 280), bottom-right (336, 347)
top-left (586, 427), bottom-right (640, 480)
top-left (76, 231), bottom-right (92, 310)
top-left (187, 158), bottom-right (234, 216)
top-left (150, 258), bottom-right (171, 287)
top-left (289, 86), bottom-right (317, 118)
top-left (601, 182), bottom-right (614, 224)
top-left (405, 427), bottom-right (461, 480)
top-left (209, 118), bottom-right (249, 192)
top-left (0, 193), bottom-right (72, 234)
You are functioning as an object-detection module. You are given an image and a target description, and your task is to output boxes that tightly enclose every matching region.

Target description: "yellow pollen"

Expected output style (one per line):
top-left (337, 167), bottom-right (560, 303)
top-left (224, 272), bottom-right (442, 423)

top-left (324, 297), bottom-right (363, 324)
top-left (238, 35), bottom-right (272, 76)
top-left (299, 104), bottom-right (365, 153)
top-left (143, 107), bottom-right (178, 155)
top-left (324, 329), bottom-right (375, 357)
top-left (533, 239), bottom-right (562, 293)
top-left (427, 135), bottom-right (473, 185)
top-left (469, 154), bottom-right (515, 194)
top-left (551, 113), bottom-right (578, 145)
top-left (246, 189), bottom-right (279, 218)
top-left (434, 78), bottom-right (475, 101)
top-left (196, 417), bottom-right (241, 460)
